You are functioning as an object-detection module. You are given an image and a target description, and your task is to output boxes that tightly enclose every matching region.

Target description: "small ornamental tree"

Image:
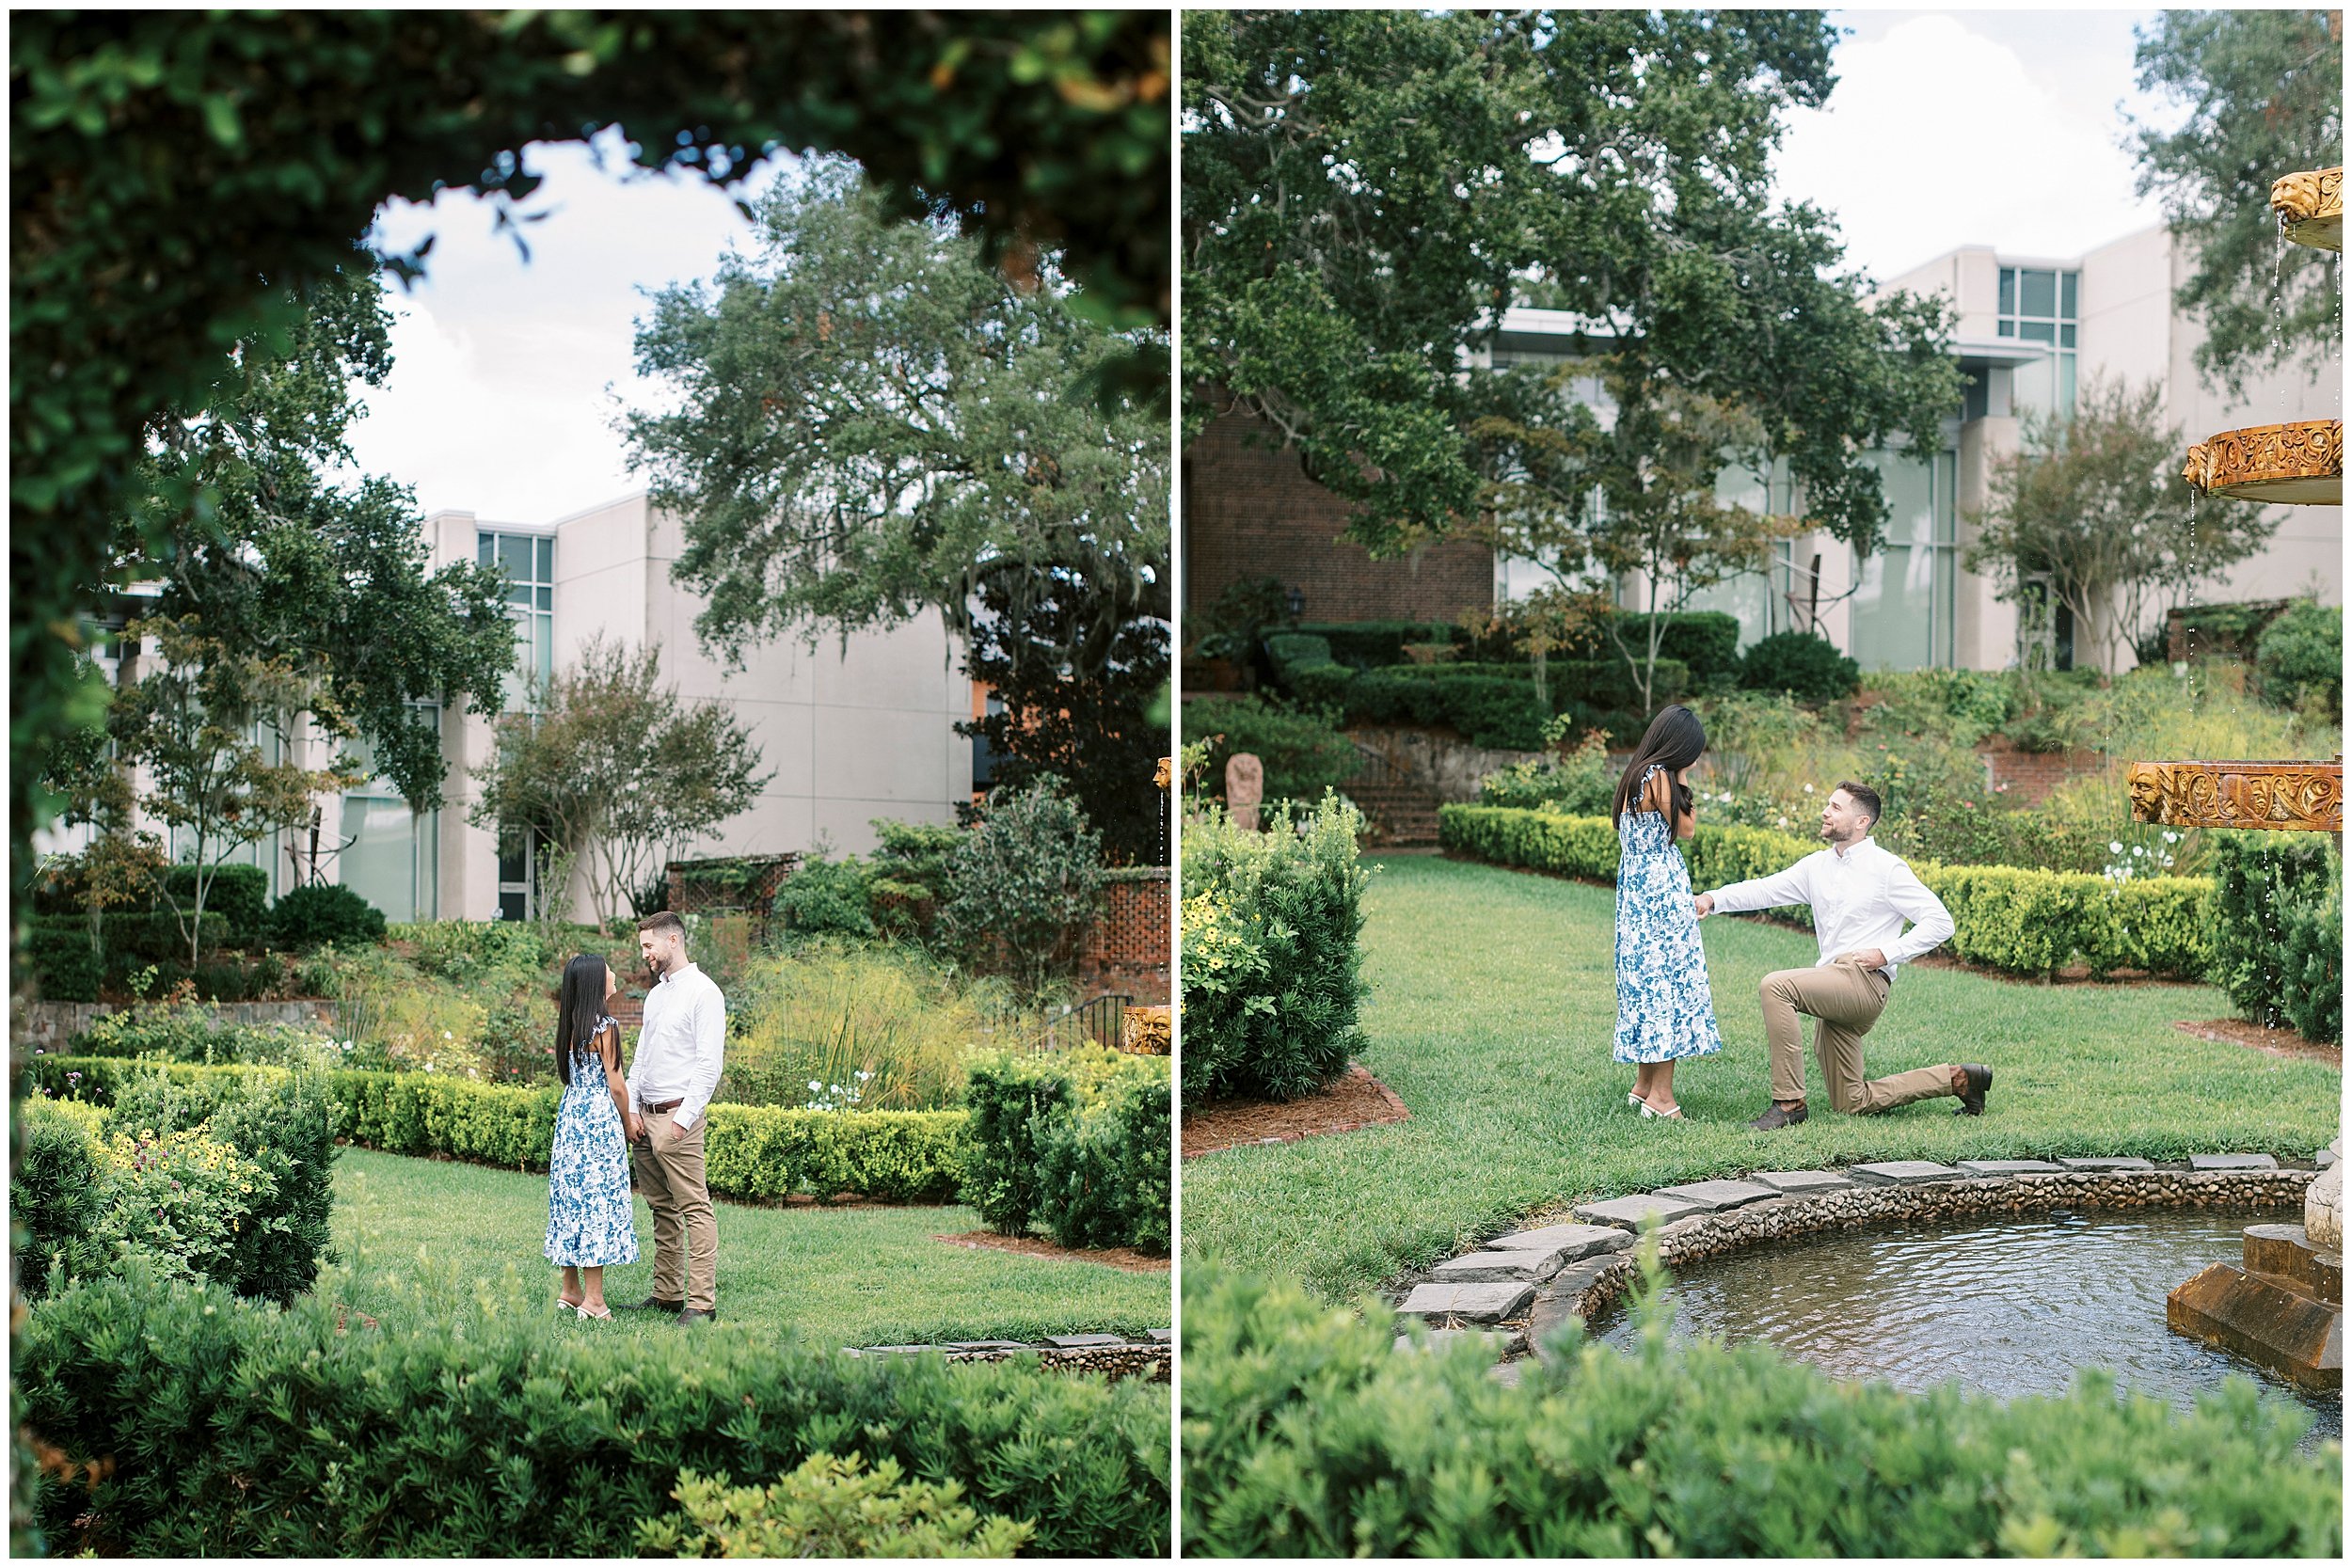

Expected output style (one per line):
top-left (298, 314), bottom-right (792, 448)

top-left (111, 617), bottom-right (364, 967)
top-left (939, 776), bottom-right (1105, 1001)
top-left (469, 636), bottom-right (771, 927)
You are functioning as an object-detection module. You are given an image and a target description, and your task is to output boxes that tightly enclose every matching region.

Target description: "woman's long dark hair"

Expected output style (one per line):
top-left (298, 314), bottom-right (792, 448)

top-left (1611, 705), bottom-right (1708, 824)
top-left (553, 954), bottom-right (611, 1087)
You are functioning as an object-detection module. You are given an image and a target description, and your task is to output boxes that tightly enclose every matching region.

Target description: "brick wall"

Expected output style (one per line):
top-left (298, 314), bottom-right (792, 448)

top-left (1979, 748), bottom-right (2106, 805)
top-left (1184, 412), bottom-right (1494, 626)
top-left (1075, 870), bottom-right (1170, 1004)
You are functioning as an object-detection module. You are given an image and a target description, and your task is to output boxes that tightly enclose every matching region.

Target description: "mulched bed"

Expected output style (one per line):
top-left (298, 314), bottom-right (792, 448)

top-left (2173, 1017), bottom-right (2342, 1065)
top-left (1183, 1064), bottom-right (1410, 1159)
top-left (931, 1230), bottom-right (1170, 1274)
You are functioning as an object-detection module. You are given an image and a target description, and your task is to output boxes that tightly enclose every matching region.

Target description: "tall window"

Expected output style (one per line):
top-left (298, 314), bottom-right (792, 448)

top-left (1849, 451), bottom-right (1959, 672)
top-left (335, 703), bottom-right (440, 922)
top-left (479, 531), bottom-right (554, 708)
top-left (1996, 266), bottom-right (2079, 419)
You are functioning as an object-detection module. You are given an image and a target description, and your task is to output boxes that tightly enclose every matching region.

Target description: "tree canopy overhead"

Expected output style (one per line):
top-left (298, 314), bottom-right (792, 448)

top-left (1183, 8), bottom-right (1959, 562)
top-left (2129, 8), bottom-right (2344, 398)
top-left (11, 8), bottom-right (1169, 893)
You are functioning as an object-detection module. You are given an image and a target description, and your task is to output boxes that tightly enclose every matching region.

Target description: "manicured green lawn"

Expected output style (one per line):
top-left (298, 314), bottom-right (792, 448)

top-left (329, 1146), bottom-right (1169, 1347)
top-left (1182, 854), bottom-right (2339, 1302)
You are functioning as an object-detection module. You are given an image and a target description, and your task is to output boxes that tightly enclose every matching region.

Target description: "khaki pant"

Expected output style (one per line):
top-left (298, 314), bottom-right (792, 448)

top-left (632, 1108), bottom-right (717, 1310)
top-left (1759, 958), bottom-right (1956, 1115)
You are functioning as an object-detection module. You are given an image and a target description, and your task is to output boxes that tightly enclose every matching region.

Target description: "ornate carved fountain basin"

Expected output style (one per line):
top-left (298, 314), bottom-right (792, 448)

top-left (2272, 165), bottom-right (2343, 253)
top-left (2125, 757), bottom-right (2343, 832)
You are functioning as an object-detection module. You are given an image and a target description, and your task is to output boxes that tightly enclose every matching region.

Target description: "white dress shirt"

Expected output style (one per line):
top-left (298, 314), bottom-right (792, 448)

top-left (1703, 836), bottom-right (1954, 980)
top-left (626, 960), bottom-right (727, 1132)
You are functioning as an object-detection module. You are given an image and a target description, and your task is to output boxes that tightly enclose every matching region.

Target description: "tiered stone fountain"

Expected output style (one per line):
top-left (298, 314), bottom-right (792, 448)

top-left (2150, 163), bottom-right (2343, 1392)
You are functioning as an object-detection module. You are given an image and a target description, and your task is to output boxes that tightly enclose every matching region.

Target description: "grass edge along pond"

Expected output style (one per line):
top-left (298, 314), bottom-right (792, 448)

top-left (1180, 854), bottom-right (2340, 1302)
top-left (331, 1145), bottom-right (1169, 1347)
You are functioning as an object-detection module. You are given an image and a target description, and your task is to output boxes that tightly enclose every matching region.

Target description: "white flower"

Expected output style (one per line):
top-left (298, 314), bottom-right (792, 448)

top-left (855, 1069), bottom-right (873, 1081)
top-left (2131, 846), bottom-right (2144, 857)
top-left (1803, 784), bottom-right (1815, 793)
top-left (442, 1031), bottom-right (453, 1040)
top-left (808, 1080), bottom-right (822, 1092)
top-left (2162, 831), bottom-right (2180, 844)
top-left (2108, 841), bottom-right (2123, 854)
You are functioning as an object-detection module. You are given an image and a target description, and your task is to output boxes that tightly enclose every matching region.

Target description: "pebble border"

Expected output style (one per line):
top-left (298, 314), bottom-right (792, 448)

top-left (847, 1333), bottom-right (1171, 1383)
top-left (1391, 1157), bottom-right (2326, 1365)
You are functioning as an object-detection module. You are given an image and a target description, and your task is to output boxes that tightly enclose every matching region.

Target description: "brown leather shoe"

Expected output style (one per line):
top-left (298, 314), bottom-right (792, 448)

top-left (675, 1307), bottom-right (717, 1325)
top-left (619, 1295), bottom-right (684, 1313)
top-left (1954, 1065), bottom-right (1993, 1117)
top-left (1749, 1101), bottom-right (1808, 1131)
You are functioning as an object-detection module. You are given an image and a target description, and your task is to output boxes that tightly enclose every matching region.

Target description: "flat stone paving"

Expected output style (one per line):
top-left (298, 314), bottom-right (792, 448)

top-left (1574, 1193), bottom-right (1700, 1229)
top-left (1955, 1159), bottom-right (2067, 1176)
top-left (1397, 1280), bottom-right (1535, 1324)
top-left (2190, 1152), bottom-right (2279, 1170)
top-left (1044, 1334), bottom-right (1130, 1349)
top-left (1481, 1223), bottom-right (1633, 1263)
top-left (1651, 1178), bottom-right (1780, 1212)
top-left (1428, 1248), bottom-right (1564, 1283)
top-left (1751, 1169), bottom-right (1854, 1195)
top-left (2058, 1157), bottom-right (2155, 1171)
top-left (1848, 1160), bottom-right (1963, 1185)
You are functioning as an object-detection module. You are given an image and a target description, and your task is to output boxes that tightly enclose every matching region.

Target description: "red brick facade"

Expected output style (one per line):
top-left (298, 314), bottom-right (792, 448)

top-left (1979, 748), bottom-right (2106, 806)
top-left (1076, 871), bottom-right (1171, 1004)
top-left (1183, 412), bottom-right (1494, 626)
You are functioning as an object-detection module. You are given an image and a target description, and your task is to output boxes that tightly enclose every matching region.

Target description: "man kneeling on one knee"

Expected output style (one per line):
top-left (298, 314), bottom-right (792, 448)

top-left (1692, 779), bottom-right (1992, 1132)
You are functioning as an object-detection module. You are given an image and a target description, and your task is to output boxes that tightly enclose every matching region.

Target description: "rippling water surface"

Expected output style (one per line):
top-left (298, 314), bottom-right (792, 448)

top-left (1593, 1207), bottom-right (2339, 1449)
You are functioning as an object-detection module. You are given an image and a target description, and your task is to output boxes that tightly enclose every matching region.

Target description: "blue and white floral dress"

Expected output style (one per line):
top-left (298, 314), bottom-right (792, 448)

top-left (544, 1016), bottom-right (640, 1268)
top-left (1613, 765), bottom-right (1725, 1065)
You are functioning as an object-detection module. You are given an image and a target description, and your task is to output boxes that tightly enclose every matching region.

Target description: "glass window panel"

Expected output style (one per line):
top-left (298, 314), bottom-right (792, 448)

top-left (339, 796), bottom-right (415, 924)
top-left (2011, 356), bottom-right (2055, 421)
top-left (2020, 269), bottom-right (2056, 317)
top-left (2058, 354), bottom-right (2076, 417)
top-left (536, 537), bottom-right (553, 581)
top-left (533, 614), bottom-right (553, 680)
top-left (2018, 320), bottom-right (2056, 343)
top-left (536, 585), bottom-right (552, 612)
top-left (478, 534), bottom-right (494, 567)
top-left (498, 533), bottom-right (532, 585)
top-left (1849, 546), bottom-right (1931, 673)
top-left (498, 890), bottom-right (527, 923)
top-left (2058, 324), bottom-right (2075, 348)
top-left (1935, 452), bottom-right (1958, 545)
top-left (2060, 271), bottom-right (2078, 319)
top-left (1998, 268), bottom-right (2015, 314)
top-left (1997, 320), bottom-right (2015, 337)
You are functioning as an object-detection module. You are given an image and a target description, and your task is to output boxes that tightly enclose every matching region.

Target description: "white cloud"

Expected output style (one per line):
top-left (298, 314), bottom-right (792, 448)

top-left (1773, 9), bottom-right (2169, 282)
top-left (339, 129), bottom-right (783, 522)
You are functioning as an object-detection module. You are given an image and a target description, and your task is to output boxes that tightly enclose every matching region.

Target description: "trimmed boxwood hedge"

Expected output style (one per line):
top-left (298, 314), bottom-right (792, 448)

top-left (20, 1266), bottom-right (1169, 1557)
top-left (1181, 1259), bottom-right (2339, 1558)
top-left (1438, 804), bottom-right (2214, 981)
top-left (28, 1056), bottom-right (970, 1203)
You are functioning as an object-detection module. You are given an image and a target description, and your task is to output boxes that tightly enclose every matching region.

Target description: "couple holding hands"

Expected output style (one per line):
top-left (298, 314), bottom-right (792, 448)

top-left (1612, 705), bottom-right (1994, 1129)
top-left (540, 911), bottom-right (725, 1323)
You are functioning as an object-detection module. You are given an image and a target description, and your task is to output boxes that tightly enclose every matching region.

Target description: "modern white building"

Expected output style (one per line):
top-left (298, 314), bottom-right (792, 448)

top-left (1483, 224), bottom-right (2342, 673)
top-left (55, 492), bottom-right (978, 924)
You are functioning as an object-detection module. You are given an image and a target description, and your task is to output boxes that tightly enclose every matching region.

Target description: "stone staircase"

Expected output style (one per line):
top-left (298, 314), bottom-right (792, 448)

top-left (1348, 779), bottom-right (1443, 849)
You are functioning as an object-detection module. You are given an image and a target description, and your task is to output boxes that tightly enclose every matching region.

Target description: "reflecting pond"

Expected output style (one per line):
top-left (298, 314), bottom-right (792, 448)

top-left (1592, 1206), bottom-right (2339, 1450)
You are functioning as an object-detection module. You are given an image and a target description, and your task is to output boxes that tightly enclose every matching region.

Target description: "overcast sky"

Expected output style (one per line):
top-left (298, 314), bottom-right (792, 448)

top-left (342, 8), bottom-right (2179, 525)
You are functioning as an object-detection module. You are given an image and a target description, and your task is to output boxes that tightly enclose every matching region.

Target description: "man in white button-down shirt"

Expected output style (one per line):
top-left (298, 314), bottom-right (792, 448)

top-left (621, 911), bottom-right (726, 1322)
top-left (1693, 780), bottom-right (1991, 1132)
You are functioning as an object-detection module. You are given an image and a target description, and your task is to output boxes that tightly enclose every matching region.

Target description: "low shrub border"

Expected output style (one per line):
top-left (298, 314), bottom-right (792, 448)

top-left (1438, 804), bottom-right (2215, 981)
top-left (20, 1268), bottom-right (1169, 1557)
top-left (28, 1056), bottom-right (969, 1204)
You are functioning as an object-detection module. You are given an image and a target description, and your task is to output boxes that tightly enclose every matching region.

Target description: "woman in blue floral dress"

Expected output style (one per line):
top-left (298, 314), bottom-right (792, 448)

top-left (546, 953), bottom-right (640, 1317)
top-left (1613, 705), bottom-right (1724, 1118)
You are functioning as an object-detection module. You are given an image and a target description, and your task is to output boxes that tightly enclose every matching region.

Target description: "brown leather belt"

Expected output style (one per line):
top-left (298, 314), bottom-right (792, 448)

top-left (644, 1098), bottom-right (684, 1115)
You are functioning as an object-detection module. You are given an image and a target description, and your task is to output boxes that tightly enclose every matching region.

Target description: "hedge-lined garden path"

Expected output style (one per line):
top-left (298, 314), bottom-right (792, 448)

top-left (1181, 854), bottom-right (2341, 1302)
top-left (333, 1148), bottom-right (1171, 1348)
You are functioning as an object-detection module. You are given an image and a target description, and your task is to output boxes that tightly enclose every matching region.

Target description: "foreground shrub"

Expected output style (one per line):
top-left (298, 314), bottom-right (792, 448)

top-left (1180, 1259), bottom-right (2339, 1558)
top-left (1477, 724), bottom-right (1615, 814)
top-left (11, 1099), bottom-right (109, 1300)
top-left (2254, 597), bottom-right (2341, 718)
top-left (268, 881), bottom-right (388, 951)
top-left (2209, 835), bottom-right (2343, 1043)
top-left (960, 1053), bottom-right (1077, 1236)
top-left (20, 1268), bottom-right (1169, 1557)
top-left (1438, 805), bottom-right (2218, 980)
top-left (635, 1454), bottom-right (1033, 1558)
top-left (725, 945), bottom-right (984, 1111)
top-left (30, 1055), bottom-right (968, 1203)
top-left (1180, 797), bottom-right (1371, 1104)
top-left (389, 918), bottom-right (550, 978)
top-left (74, 994), bottom-right (336, 1066)
top-left (771, 847), bottom-right (880, 942)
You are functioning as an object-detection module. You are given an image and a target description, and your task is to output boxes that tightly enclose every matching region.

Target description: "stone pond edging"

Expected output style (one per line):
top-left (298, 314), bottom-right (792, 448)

top-left (14, 998), bottom-right (335, 1050)
top-left (1391, 1156), bottom-right (2328, 1369)
top-left (847, 1330), bottom-right (1171, 1383)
